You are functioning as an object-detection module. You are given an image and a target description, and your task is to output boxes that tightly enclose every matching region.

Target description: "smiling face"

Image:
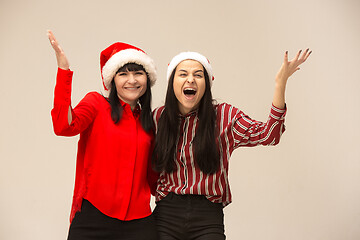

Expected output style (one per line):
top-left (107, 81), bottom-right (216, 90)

top-left (173, 60), bottom-right (206, 115)
top-left (113, 69), bottom-right (147, 109)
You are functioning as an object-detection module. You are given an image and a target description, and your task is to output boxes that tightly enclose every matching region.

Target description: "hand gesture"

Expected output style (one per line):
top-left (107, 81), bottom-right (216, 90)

top-left (276, 49), bottom-right (312, 87)
top-left (47, 30), bottom-right (70, 70)
top-left (272, 49), bottom-right (312, 109)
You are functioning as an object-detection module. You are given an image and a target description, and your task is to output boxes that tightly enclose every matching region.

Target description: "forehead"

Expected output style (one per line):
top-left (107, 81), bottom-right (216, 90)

top-left (176, 60), bottom-right (204, 71)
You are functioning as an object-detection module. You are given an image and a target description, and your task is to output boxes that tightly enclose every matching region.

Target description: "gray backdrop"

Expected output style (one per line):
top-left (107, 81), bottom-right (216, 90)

top-left (1, 0), bottom-right (359, 239)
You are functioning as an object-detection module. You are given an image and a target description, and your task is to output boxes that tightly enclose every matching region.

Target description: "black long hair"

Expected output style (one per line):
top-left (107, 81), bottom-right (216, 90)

top-left (108, 63), bottom-right (153, 132)
top-left (152, 67), bottom-right (220, 174)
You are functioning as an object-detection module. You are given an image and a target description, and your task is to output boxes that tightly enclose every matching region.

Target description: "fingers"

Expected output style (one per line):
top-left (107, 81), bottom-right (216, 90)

top-left (302, 48), bottom-right (312, 61)
top-left (286, 48), bottom-right (312, 65)
top-left (294, 49), bottom-right (302, 61)
top-left (47, 30), bottom-right (54, 40)
top-left (47, 30), bottom-right (70, 69)
top-left (285, 49), bottom-right (312, 64)
top-left (47, 30), bottom-right (57, 46)
top-left (47, 30), bottom-right (64, 54)
top-left (284, 51), bottom-right (289, 63)
top-left (299, 48), bottom-right (312, 62)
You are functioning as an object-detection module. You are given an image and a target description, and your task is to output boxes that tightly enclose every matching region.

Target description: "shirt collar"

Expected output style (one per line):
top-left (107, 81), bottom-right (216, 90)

top-left (119, 98), bottom-right (128, 108)
top-left (119, 99), bottom-right (141, 117)
top-left (179, 109), bottom-right (198, 118)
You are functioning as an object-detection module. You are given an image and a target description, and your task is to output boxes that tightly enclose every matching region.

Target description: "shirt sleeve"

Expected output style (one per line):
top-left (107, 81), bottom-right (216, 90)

top-left (231, 104), bottom-right (286, 149)
top-left (147, 154), bottom-right (160, 196)
top-left (51, 68), bottom-right (98, 136)
top-left (151, 106), bottom-right (165, 133)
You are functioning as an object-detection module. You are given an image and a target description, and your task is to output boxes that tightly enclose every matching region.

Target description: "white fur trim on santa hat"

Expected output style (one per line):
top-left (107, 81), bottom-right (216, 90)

top-left (166, 51), bottom-right (214, 86)
top-left (102, 48), bottom-right (157, 90)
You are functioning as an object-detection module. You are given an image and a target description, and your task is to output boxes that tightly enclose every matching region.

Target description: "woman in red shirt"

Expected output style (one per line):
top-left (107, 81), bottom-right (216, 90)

top-left (48, 30), bottom-right (158, 240)
top-left (152, 50), bottom-right (311, 239)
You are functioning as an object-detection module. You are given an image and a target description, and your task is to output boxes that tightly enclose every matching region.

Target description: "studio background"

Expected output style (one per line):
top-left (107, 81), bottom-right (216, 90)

top-left (1, 0), bottom-right (359, 239)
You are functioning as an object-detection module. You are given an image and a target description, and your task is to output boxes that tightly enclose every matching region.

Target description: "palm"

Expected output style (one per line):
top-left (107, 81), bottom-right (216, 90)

top-left (276, 49), bottom-right (312, 82)
top-left (47, 30), bottom-right (70, 70)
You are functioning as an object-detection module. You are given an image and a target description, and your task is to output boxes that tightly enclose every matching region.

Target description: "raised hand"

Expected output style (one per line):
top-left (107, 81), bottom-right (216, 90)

top-left (47, 30), bottom-right (70, 70)
top-left (276, 49), bottom-right (312, 86)
top-left (272, 49), bottom-right (312, 109)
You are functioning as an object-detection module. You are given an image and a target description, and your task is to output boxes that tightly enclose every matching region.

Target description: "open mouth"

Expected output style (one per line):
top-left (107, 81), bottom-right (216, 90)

top-left (183, 88), bottom-right (197, 96)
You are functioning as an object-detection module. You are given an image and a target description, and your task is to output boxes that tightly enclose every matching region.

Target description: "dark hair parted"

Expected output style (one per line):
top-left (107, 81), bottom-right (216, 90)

top-left (108, 63), bottom-right (153, 132)
top-left (152, 67), bottom-right (220, 174)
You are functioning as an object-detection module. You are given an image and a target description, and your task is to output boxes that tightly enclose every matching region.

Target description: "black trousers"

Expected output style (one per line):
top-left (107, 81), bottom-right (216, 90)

top-left (153, 193), bottom-right (226, 240)
top-left (67, 199), bottom-right (158, 240)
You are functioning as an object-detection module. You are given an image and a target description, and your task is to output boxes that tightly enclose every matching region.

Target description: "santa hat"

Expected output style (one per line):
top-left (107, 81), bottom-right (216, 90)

top-left (100, 42), bottom-right (157, 91)
top-left (167, 51), bottom-right (214, 86)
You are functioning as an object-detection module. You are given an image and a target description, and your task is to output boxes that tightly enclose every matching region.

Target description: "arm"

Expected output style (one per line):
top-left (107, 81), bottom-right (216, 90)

top-left (47, 30), bottom-right (72, 124)
top-left (223, 50), bottom-right (311, 149)
top-left (51, 70), bottom-right (98, 136)
top-left (215, 103), bottom-right (286, 152)
top-left (230, 104), bottom-right (286, 148)
top-left (48, 30), bottom-right (97, 136)
top-left (272, 49), bottom-right (312, 109)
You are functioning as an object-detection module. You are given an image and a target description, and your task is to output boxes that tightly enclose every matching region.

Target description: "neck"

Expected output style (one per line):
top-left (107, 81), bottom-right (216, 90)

top-left (118, 95), bottom-right (136, 110)
top-left (178, 104), bottom-right (199, 116)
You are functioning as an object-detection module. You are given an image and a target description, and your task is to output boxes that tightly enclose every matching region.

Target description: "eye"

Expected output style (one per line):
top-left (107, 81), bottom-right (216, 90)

top-left (135, 71), bottom-right (144, 75)
top-left (117, 72), bottom-right (127, 76)
top-left (195, 74), bottom-right (203, 78)
top-left (179, 73), bottom-right (187, 77)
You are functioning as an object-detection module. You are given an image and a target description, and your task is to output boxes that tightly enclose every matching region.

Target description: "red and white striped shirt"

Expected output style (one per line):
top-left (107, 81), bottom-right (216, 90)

top-left (152, 103), bottom-right (286, 206)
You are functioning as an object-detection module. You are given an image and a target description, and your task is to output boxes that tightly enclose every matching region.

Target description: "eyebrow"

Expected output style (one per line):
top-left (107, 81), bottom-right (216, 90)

top-left (178, 69), bottom-right (204, 73)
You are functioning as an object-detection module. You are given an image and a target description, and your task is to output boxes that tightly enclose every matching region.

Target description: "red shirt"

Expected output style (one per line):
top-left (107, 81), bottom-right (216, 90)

top-left (51, 68), bottom-right (153, 222)
top-left (152, 103), bottom-right (286, 206)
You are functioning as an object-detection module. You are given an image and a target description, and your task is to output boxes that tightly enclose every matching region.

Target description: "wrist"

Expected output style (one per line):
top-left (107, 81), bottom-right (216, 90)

top-left (274, 81), bottom-right (286, 92)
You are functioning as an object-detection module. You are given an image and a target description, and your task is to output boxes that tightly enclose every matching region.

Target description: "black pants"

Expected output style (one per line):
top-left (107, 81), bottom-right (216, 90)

top-left (153, 193), bottom-right (225, 240)
top-left (67, 199), bottom-right (158, 240)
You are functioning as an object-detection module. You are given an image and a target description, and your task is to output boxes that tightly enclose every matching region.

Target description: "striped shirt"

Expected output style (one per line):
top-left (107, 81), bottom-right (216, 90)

top-left (152, 103), bottom-right (286, 206)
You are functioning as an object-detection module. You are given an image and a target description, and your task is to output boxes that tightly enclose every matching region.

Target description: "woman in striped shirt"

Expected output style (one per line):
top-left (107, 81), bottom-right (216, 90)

top-left (151, 50), bottom-right (311, 239)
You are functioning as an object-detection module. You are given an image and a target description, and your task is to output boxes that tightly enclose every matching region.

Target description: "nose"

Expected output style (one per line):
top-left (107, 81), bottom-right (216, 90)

top-left (186, 75), bottom-right (195, 83)
top-left (128, 73), bottom-right (137, 84)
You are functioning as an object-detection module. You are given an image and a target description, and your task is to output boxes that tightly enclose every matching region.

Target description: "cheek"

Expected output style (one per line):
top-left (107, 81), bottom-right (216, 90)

top-left (114, 77), bottom-right (123, 88)
top-left (198, 89), bottom-right (205, 101)
top-left (198, 80), bottom-right (206, 97)
top-left (172, 80), bottom-right (182, 99)
top-left (141, 85), bottom-right (147, 95)
top-left (139, 77), bottom-right (148, 95)
top-left (140, 77), bottom-right (147, 88)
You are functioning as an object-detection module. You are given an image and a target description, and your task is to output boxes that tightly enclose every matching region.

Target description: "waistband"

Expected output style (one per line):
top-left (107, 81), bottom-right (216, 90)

top-left (160, 192), bottom-right (223, 208)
